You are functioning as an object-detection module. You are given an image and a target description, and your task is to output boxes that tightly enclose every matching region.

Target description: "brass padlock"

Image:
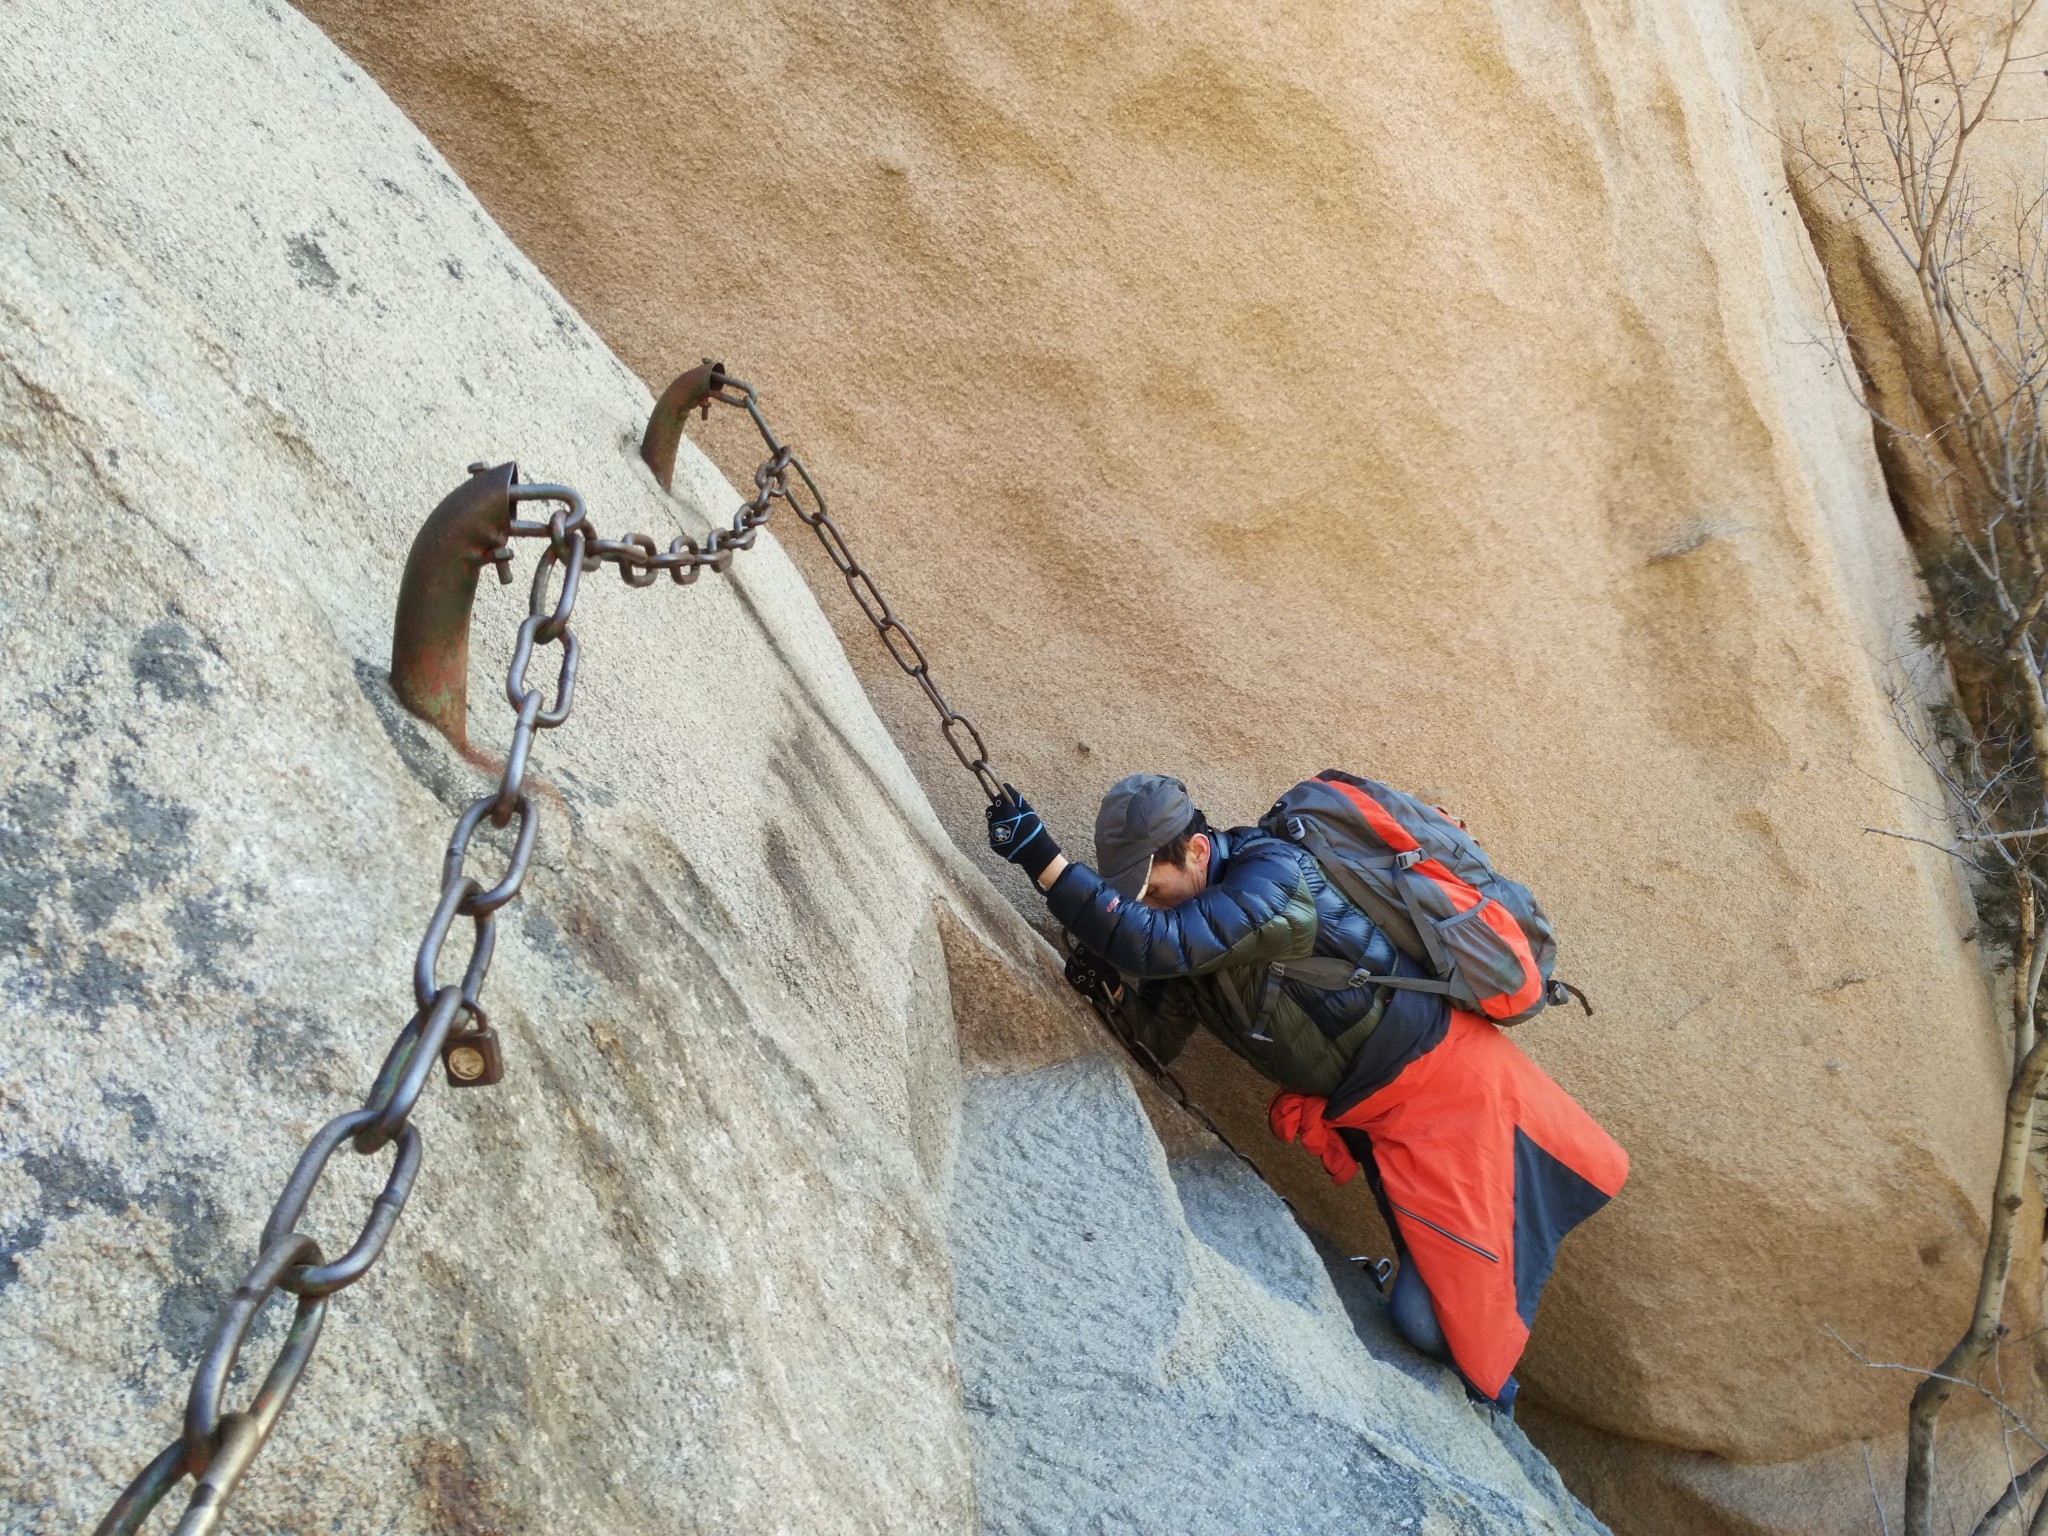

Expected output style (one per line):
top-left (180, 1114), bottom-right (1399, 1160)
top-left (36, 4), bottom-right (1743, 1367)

top-left (442, 1026), bottom-right (505, 1088)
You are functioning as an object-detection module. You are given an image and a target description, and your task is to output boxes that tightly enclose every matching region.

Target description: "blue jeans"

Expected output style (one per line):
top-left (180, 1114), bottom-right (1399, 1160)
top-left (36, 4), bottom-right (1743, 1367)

top-left (1388, 1259), bottom-right (1450, 1361)
top-left (1389, 1261), bottom-right (1520, 1410)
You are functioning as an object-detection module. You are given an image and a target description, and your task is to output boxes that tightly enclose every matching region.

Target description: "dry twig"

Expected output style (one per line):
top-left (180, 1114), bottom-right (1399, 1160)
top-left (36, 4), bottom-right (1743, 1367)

top-left (1792, 2), bottom-right (2048, 1531)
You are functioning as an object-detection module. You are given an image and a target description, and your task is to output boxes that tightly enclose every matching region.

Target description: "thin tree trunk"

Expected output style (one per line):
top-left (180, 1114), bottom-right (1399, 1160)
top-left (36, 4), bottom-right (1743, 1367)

top-left (1975, 1447), bottom-right (2048, 1536)
top-left (2017, 884), bottom-right (2038, 1065)
top-left (1803, 9), bottom-right (2048, 1525)
top-left (2020, 898), bottom-right (2048, 1069)
top-left (1908, 1022), bottom-right (2048, 1534)
top-left (1912, 653), bottom-right (2048, 1536)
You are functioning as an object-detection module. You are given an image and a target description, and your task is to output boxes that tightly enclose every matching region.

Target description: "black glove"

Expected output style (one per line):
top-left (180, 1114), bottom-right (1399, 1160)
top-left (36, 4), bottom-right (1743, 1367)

top-left (985, 783), bottom-right (1060, 880)
top-left (1064, 948), bottom-right (1123, 1013)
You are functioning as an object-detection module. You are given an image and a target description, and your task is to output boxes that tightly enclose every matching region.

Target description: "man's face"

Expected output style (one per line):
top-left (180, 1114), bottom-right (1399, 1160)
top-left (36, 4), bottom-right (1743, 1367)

top-left (1139, 833), bottom-right (1211, 909)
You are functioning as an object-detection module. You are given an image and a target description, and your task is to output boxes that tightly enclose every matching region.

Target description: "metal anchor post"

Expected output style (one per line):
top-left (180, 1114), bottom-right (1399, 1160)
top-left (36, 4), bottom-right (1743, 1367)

top-left (389, 461), bottom-right (517, 751)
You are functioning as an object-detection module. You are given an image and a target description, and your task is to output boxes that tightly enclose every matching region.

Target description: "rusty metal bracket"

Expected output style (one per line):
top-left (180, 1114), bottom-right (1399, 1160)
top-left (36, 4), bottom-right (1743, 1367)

top-left (102, 465), bottom-right (600, 1536)
top-left (641, 362), bottom-right (1006, 800)
top-left (390, 461), bottom-right (517, 750)
top-left (638, 360), bottom-right (727, 493)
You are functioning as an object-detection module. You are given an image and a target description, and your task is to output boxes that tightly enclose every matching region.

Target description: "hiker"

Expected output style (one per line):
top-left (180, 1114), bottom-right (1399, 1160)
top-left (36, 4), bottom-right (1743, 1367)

top-left (985, 771), bottom-right (1628, 1409)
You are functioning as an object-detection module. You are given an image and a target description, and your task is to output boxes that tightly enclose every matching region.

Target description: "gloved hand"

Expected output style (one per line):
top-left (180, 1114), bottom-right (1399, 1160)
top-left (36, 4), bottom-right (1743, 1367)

top-left (1269, 1090), bottom-right (1360, 1185)
top-left (985, 784), bottom-right (1061, 881)
top-left (1064, 948), bottom-right (1124, 1012)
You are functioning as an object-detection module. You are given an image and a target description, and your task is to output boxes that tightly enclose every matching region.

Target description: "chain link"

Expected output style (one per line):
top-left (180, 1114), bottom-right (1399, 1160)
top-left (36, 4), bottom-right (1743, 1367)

top-left (626, 367), bottom-right (1006, 800)
top-left (98, 366), bottom-right (1006, 1529)
top-left (583, 367), bottom-right (1000, 794)
top-left (94, 479), bottom-right (598, 1534)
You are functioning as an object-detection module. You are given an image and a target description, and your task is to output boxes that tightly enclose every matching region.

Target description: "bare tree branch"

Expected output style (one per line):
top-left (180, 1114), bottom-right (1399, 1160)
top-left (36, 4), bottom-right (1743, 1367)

top-left (1794, 4), bottom-right (2048, 1531)
top-left (1971, 1446), bottom-right (2048, 1534)
top-left (1863, 823), bottom-right (2048, 848)
top-left (1828, 1326), bottom-right (2048, 1459)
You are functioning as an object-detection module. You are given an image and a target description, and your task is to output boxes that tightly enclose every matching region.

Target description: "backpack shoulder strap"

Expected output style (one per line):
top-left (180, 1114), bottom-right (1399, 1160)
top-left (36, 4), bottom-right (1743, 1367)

top-left (1211, 968), bottom-right (1256, 1033)
top-left (1277, 957), bottom-right (1375, 990)
top-left (1294, 820), bottom-right (1454, 979)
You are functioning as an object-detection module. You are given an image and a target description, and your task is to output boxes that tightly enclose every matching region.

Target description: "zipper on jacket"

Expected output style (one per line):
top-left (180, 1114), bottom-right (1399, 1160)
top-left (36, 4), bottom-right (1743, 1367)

top-left (1389, 1202), bottom-right (1499, 1264)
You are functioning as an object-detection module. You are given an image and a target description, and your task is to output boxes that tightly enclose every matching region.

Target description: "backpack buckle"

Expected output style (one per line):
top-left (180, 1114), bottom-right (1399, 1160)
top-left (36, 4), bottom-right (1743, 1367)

top-left (1393, 849), bottom-right (1424, 870)
top-left (1285, 816), bottom-right (1307, 843)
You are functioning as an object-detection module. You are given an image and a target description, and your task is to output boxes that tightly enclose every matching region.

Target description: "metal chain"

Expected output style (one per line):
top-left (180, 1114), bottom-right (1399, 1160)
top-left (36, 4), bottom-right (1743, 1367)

top-left (650, 380), bottom-right (1291, 1224)
top-left (651, 380), bottom-right (1287, 1233)
top-left (524, 373), bottom-right (1002, 805)
top-left (94, 481), bottom-right (613, 1535)
top-left (627, 366), bottom-right (1004, 802)
top-left (658, 372), bottom-right (1334, 1244)
top-left (97, 372), bottom-right (1000, 1529)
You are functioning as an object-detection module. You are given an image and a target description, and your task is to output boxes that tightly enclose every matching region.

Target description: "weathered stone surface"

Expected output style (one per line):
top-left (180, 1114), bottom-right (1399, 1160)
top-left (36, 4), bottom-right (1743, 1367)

top-left (949, 1057), bottom-right (1606, 1535)
top-left (285, 0), bottom-right (2018, 1494)
top-left (0, 1), bottom-right (1607, 1529)
top-left (1522, 1397), bottom-right (2023, 1536)
top-left (1741, 0), bottom-right (2048, 549)
top-left (0, 8), bottom-right (983, 1526)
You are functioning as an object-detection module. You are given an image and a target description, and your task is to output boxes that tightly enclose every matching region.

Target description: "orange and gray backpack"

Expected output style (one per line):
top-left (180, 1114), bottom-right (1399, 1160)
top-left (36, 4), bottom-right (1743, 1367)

top-left (1260, 770), bottom-right (1585, 1026)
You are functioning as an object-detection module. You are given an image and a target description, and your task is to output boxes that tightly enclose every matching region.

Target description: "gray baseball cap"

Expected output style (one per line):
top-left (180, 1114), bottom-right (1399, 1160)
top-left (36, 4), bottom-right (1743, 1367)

top-left (1094, 774), bottom-right (1198, 900)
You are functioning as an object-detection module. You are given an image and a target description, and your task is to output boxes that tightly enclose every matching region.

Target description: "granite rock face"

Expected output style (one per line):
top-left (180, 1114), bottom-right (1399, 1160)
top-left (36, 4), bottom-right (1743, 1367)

top-left (0, 2), bottom-right (1606, 1531)
top-left (1741, 0), bottom-right (2048, 551)
top-left (280, 0), bottom-right (2018, 1519)
top-left (950, 1058), bottom-right (1606, 1535)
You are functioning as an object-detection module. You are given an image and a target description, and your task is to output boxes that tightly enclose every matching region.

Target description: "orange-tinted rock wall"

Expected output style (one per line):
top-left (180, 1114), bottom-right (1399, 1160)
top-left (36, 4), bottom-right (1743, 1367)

top-left (291, 0), bottom-right (2021, 1523)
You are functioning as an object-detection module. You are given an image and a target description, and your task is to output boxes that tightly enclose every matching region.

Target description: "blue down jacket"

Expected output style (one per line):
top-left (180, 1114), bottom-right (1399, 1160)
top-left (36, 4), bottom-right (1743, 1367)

top-left (1047, 827), bottom-right (1448, 1101)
